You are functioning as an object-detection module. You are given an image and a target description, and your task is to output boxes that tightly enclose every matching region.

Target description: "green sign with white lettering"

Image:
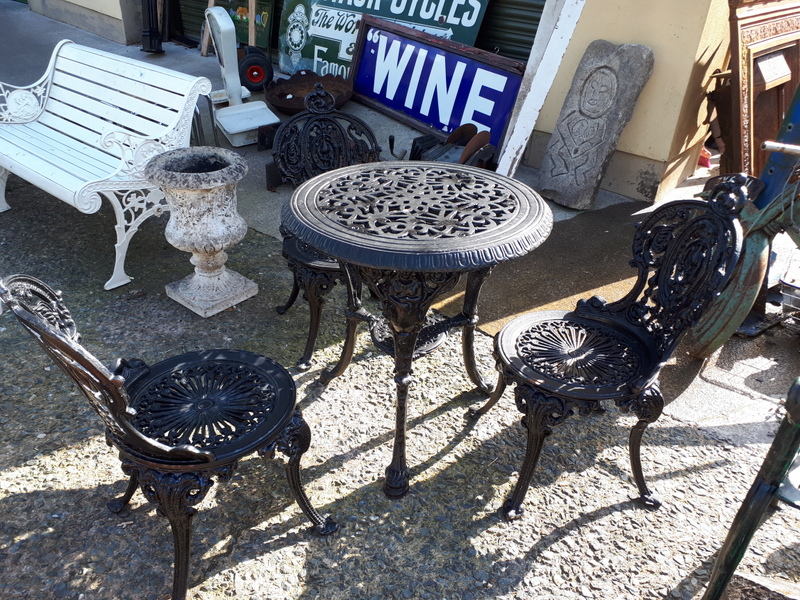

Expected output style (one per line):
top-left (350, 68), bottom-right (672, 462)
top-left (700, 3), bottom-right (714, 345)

top-left (278, 0), bottom-right (487, 77)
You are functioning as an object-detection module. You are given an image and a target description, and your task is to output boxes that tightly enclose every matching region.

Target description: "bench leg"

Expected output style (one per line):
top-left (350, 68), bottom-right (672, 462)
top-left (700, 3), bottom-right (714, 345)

top-left (0, 168), bottom-right (10, 212)
top-left (101, 188), bottom-right (169, 290)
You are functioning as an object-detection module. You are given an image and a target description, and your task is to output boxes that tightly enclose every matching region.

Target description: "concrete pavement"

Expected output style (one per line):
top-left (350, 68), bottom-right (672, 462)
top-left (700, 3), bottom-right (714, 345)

top-left (1, 6), bottom-right (799, 590)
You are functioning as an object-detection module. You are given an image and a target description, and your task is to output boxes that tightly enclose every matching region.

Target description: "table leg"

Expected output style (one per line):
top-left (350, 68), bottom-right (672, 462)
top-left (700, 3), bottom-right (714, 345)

top-left (384, 328), bottom-right (419, 497)
top-left (320, 263), bottom-right (367, 383)
top-left (363, 268), bottom-right (461, 497)
top-left (461, 267), bottom-right (494, 393)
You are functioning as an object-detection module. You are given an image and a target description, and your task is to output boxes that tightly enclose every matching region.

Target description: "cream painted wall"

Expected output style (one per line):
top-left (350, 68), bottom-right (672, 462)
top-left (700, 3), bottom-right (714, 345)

top-left (67, 0), bottom-right (121, 19)
top-left (535, 0), bottom-right (730, 164)
top-left (29, 0), bottom-right (141, 44)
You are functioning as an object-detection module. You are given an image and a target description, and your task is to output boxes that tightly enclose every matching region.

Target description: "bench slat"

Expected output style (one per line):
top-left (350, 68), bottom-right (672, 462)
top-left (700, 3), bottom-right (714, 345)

top-left (0, 121), bottom-right (117, 181)
top-left (58, 44), bottom-right (202, 100)
top-left (54, 57), bottom-right (191, 113)
top-left (25, 120), bottom-right (118, 175)
top-left (51, 69), bottom-right (181, 128)
top-left (36, 110), bottom-right (125, 164)
top-left (0, 134), bottom-right (91, 207)
top-left (37, 99), bottom-right (122, 155)
top-left (47, 85), bottom-right (168, 139)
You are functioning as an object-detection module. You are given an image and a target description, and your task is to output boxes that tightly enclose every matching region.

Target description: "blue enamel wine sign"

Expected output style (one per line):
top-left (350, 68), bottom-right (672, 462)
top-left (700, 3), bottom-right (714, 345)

top-left (352, 21), bottom-right (523, 146)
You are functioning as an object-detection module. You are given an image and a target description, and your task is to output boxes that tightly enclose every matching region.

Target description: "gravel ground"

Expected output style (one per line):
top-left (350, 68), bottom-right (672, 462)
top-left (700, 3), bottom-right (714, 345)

top-left (1, 174), bottom-right (799, 600)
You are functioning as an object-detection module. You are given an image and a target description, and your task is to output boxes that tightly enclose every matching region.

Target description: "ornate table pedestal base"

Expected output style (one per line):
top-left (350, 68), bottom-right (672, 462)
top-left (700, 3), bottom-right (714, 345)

top-left (323, 263), bottom-right (494, 497)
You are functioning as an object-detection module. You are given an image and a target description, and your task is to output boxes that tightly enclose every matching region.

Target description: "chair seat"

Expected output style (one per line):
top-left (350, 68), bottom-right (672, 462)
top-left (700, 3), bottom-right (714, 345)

top-left (123, 349), bottom-right (296, 467)
top-left (495, 309), bottom-right (658, 401)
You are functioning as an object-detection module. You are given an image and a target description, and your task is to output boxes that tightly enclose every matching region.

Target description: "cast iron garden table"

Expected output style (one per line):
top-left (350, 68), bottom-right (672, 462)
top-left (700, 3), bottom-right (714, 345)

top-left (281, 161), bottom-right (553, 497)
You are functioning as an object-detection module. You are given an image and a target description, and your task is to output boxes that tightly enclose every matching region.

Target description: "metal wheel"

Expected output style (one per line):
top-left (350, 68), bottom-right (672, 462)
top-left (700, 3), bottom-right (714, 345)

top-left (239, 49), bottom-right (273, 92)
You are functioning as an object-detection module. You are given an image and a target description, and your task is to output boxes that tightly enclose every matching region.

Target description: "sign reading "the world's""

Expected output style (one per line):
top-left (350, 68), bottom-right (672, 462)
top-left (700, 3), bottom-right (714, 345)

top-left (278, 0), bottom-right (488, 78)
top-left (352, 17), bottom-right (524, 147)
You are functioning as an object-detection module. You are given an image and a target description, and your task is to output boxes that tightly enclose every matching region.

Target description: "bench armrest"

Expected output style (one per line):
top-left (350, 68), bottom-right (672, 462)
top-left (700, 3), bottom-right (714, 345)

top-left (0, 79), bottom-right (50, 124)
top-left (0, 39), bottom-right (64, 124)
top-left (72, 131), bottom-right (171, 213)
top-left (101, 130), bottom-right (174, 180)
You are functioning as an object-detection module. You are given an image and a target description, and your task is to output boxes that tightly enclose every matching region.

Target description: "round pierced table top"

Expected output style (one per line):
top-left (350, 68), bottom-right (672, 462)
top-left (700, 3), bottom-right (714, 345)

top-left (282, 161), bottom-right (553, 272)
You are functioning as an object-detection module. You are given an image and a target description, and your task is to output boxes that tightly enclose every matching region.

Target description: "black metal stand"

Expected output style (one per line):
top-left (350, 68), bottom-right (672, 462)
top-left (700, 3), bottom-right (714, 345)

top-left (140, 0), bottom-right (163, 53)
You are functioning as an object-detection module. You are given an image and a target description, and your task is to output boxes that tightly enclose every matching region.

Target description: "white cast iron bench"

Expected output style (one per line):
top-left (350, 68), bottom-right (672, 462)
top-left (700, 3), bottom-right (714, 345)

top-left (0, 40), bottom-right (212, 289)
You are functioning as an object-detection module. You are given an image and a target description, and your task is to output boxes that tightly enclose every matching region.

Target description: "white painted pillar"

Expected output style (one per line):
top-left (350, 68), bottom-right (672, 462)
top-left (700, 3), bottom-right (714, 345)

top-left (495, 0), bottom-right (586, 178)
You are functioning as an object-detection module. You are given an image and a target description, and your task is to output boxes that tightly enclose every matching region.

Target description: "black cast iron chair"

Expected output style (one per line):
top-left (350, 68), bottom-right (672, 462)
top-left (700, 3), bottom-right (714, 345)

top-left (700, 378), bottom-right (800, 600)
top-left (0, 274), bottom-right (337, 600)
top-left (469, 176), bottom-right (748, 521)
top-left (268, 84), bottom-right (380, 370)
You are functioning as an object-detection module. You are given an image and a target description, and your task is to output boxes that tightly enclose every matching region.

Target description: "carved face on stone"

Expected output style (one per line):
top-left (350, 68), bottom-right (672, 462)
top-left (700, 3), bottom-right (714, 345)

top-left (579, 67), bottom-right (618, 118)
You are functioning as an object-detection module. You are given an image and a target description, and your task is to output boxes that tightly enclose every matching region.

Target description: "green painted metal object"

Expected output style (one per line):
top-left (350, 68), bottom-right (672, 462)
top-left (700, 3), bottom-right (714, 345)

top-left (685, 83), bottom-right (800, 359)
top-left (700, 377), bottom-right (800, 600)
top-left (684, 202), bottom-right (778, 358)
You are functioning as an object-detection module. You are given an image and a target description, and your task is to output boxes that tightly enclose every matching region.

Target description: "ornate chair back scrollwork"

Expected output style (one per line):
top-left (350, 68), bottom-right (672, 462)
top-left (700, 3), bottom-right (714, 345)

top-left (469, 175), bottom-right (747, 521)
top-left (271, 83), bottom-right (381, 370)
top-left (0, 274), bottom-right (337, 600)
top-left (270, 83), bottom-right (381, 188)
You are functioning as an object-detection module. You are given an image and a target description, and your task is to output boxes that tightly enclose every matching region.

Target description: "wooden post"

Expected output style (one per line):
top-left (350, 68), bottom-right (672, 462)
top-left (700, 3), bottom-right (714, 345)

top-left (495, 0), bottom-right (586, 178)
top-left (248, 0), bottom-right (256, 46)
top-left (200, 0), bottom-right (216, 57)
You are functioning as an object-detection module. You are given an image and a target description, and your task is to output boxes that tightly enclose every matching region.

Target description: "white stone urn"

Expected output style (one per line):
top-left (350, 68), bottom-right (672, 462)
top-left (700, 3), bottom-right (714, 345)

top-left (144, 146), bottom-right (258, 317)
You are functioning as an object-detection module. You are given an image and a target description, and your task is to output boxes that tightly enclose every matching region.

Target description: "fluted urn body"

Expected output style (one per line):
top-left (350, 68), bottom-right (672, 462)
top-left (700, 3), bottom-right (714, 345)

top-left (145, 146), bottom-right (258, 317)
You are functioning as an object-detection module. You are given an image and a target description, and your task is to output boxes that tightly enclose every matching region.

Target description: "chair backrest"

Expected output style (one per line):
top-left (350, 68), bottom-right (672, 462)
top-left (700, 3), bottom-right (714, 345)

top-left (0, 275), bottom-right (209, 462)
top-left (576, 174), bottom-right (747, 358)
top-left (205, 7), bottom-right (244, 106)
top-left (272, 83), bottom-right (381, 187)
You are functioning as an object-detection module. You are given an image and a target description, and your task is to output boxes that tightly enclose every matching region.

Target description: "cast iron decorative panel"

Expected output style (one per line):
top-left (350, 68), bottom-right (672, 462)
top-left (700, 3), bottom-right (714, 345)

top-left (132, 361), bottom-right (278, 449)
top-left (283, 161), bottom-right (552, 272)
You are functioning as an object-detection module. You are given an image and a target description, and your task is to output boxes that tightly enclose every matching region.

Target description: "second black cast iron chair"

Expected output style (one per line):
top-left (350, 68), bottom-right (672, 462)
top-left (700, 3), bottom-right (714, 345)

top-left (470, 176), bottom-right (748, 521)
top-left (269, 84), bottom-right (381, 370)
top-left (0, 274), bottom-right (337, 600)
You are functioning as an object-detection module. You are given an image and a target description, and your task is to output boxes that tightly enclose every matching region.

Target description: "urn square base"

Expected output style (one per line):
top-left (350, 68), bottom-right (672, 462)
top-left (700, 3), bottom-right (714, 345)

top-left (166, 269), bottom-right (259, 317)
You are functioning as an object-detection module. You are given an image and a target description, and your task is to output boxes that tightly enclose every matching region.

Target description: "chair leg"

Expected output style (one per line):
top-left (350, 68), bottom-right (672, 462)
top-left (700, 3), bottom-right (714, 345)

top-left (275, 272), bottom-right (301, 315)
top-left (107, 470), bottom-right (139, 513)
top-left (296, 269), bottom-right (337, 372)
top-left (320, 263), bottom-right (363, 383)
top-left (278, 260), bottom-right (339, 371)
top-left (620, 386), bottom-right (664, 508)
top-left (265, 411), bottom-right (338, 535)
top-left (137, 469), bottom-right (217, 600)
top-left (468, 352), bottom-right (508, 419)
top-left (502, 385), bottom-right (573, 521)
top-left (468, 371), bottom-right (506, 419)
